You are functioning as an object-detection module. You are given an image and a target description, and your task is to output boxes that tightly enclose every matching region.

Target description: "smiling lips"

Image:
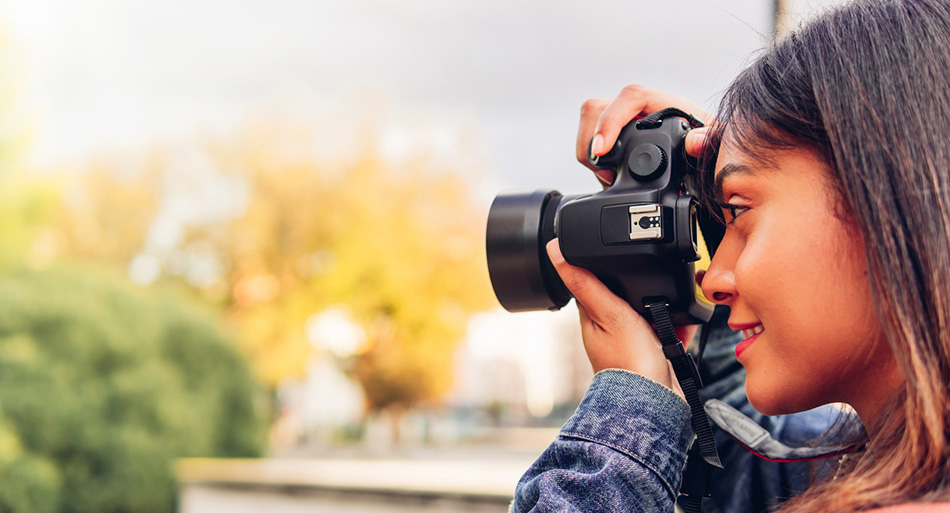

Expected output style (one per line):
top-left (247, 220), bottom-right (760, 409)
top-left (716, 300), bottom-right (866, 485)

top-left (741, 325), bottom-right (764, 338)
top-left (735, 324), bottom-right (764, 359)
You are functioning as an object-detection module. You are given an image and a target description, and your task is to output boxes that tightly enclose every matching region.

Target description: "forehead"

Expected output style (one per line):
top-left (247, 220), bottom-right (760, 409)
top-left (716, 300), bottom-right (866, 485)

top-left (711, 136), bottom-right (841, 201)
top-left (714, 132), bottom-right (780, 176)
top-left (712, 137), bottom-right (775, 199)
top-left (712, 136), bottom-right (837, 200)
top-left (714, 131), bottom-right (832, 175)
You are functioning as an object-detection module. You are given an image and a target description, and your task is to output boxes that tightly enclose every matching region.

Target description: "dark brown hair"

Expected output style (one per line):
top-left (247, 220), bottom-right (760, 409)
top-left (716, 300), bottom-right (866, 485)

top-left (703, 0), bottom-right (950, 510)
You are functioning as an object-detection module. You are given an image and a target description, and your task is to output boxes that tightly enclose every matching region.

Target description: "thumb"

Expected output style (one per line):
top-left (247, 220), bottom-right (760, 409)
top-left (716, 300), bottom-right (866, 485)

top-left (546, 238), bottom-right (631, 324)
top-left (685, 126), bottom-right (711, 157)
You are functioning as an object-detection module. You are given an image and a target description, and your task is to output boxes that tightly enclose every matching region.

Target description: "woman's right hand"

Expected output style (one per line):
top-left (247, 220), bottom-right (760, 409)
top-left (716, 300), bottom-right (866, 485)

top-left (578, 84), bottom-right (714, 187)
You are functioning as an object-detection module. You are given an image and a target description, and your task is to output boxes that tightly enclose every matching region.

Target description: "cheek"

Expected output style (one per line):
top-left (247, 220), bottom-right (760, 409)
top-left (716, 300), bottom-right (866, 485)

top-left (824, 232), bottom-right (880, 343)
top-left (828, 226), bottom-right (871, 293)
top-left (731, 218), bottom-right (853, 360)
top-left (807, 214), bottom-right (872, 313)
top-left (730, 223), bottom-right (799, 302)
top-left (733, 212), bottom-right (847, 306)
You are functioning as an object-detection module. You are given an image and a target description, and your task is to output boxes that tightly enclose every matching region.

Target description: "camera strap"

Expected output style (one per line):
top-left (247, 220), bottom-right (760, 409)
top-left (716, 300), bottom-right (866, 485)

top-left (703, 398), bottom-right (865, 462)
top-left (637, 107), bottom-right (705, 130)
top-left (645, 299), bottom-right (721, 513)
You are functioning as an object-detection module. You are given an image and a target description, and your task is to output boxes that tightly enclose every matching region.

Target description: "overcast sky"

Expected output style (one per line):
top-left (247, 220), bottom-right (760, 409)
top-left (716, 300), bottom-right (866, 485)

top-left (2, 0), bottom-right (841, 200)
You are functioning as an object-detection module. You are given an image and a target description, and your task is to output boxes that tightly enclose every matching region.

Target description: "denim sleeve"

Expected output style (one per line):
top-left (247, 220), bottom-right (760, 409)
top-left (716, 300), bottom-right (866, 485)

top-left (511, 369), bottom-right (693, 513)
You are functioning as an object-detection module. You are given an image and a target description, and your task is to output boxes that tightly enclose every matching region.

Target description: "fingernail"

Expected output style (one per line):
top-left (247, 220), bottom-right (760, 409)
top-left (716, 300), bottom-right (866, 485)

top-left (686, 131), bottom-right (707, 153)
top-left (591, 134), bottom-right (604, 156)
top-left (546, 239), bottom-right (564, 264)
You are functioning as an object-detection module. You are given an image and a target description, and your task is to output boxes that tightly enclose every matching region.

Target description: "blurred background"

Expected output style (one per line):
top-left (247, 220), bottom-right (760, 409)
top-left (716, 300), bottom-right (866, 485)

top-left (0, 0), bottom-right (840, 511)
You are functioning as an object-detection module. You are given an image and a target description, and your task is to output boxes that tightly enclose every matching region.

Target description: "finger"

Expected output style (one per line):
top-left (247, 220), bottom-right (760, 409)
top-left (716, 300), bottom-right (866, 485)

top-left (578, 98), bottom-right (617, 186)
top-left (590, 85), bottom-right (654, 158)
top-left (546, 239), bottom-right (631, 325)
top-left (591, 86), bottom-right (712, 158)
top-left (593, 169), bottom-right (616, 190)
top-left (576, 300), bottom-right (591, 325)
top-left (685, 126), bottom-right (711, 157)
top-left (577, 98), bottom-right (609, 164)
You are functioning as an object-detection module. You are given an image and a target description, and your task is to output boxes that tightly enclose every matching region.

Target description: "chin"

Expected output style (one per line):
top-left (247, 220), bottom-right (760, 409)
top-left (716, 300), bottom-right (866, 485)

top-left (745, 381), bottom-right (820, 416)
top-left (747, 396), bottom-right (793, 416)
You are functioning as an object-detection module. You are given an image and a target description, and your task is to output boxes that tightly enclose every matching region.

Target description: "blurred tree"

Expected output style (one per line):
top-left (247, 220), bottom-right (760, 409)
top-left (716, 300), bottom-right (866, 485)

top-left (48, 114), bottom-right (496, 435)
top-left (51, 156), bottom-right (162, 268)
top-left (0, 26), bottom-right (63, 272)
top-left (196, 118), bottom-right (495, 432)
top-left (0, 26), bottom-right (265, 512)
top-left (0, 266), bottom-right (266, 513)
top-left (0, 411), bottom-right (60, 513)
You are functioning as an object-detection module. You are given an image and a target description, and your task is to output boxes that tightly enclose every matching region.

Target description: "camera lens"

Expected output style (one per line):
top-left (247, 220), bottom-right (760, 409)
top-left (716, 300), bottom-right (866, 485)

top-left (486, 190), bottom-right (571, 312)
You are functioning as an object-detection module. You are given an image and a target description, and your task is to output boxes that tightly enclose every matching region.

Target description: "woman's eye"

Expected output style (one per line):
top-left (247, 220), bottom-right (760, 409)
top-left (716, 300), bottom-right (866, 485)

top-left (719, 202), bottom-right (749, 224)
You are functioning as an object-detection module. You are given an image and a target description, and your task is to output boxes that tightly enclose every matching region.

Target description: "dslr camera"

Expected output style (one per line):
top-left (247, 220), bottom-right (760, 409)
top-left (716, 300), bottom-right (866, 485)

top-left (485, 110), bottom-right (722, 325)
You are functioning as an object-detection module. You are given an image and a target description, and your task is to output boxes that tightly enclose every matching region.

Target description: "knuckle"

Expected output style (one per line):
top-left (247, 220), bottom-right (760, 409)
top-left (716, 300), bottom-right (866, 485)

top-left (580, 98), bottom-right (605, 118)
top-left (576, 148), bottom-right (588, 164)
top-left (619, 83), bottom-right (648, 99)
top-left (562, 273), bottom-right (588, 297)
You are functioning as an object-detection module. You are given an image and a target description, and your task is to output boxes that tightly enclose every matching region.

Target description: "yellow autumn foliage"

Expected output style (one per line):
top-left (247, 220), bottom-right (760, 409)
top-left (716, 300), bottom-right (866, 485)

top-left (50, 113), bottom-right (495, 414)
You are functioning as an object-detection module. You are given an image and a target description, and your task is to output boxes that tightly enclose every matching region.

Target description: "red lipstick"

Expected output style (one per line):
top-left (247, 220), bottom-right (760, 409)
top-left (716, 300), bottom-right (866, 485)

top-left (735, 331), bottom-right (761, 359)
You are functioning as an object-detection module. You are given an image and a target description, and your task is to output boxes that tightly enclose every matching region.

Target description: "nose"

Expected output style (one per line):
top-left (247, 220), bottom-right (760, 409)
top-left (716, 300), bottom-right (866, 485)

top-left (701, 253), bottom-right (737, 305)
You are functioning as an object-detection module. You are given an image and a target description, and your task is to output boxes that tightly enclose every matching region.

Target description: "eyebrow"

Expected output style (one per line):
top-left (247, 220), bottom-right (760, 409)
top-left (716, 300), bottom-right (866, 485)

top-left (714, 163), bottom-right (758, 201)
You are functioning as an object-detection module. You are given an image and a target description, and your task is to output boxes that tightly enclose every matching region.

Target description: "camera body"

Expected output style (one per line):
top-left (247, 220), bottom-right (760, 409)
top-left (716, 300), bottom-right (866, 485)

top-left (486, 116), bottom-right (717, 325)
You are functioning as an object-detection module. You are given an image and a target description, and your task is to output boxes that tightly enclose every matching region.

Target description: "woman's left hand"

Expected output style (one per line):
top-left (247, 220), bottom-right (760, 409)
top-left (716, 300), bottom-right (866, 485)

top-left (547, 238), bottom-right (685, 398)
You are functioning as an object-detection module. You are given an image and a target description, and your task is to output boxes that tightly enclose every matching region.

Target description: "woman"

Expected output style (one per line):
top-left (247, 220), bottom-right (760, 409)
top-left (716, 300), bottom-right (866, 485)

top-left (513, 0), bottom-right (950, 511)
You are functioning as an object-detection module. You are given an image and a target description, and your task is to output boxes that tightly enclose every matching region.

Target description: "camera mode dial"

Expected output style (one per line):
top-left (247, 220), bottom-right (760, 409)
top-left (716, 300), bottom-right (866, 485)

top-left (628, 143), bottom-right (667, 182)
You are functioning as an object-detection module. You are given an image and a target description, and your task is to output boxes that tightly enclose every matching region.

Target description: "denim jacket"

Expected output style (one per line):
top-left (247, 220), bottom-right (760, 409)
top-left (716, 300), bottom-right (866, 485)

top-left (512, 311), bottom-right (846, 513)
top-left (512, 369), bottom-right (693, 512)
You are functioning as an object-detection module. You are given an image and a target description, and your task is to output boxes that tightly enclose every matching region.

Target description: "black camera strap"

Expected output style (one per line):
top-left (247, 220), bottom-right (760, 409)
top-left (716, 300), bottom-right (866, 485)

top-left (645, 299), bottom-right (721, 513)
top-left (637, 107), bottom-right (705, 130)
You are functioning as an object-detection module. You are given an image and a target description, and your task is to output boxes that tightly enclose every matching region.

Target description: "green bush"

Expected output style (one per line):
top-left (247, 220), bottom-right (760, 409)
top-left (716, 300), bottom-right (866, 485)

top-left (0, 266), bottom-right (266, 513)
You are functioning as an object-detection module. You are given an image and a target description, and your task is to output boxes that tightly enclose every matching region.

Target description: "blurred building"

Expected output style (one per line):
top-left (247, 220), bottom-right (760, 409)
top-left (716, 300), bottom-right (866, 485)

top-left (270, 303), bottom-right (592, 451)
top-left (452, 306), bottom-right (591, 426)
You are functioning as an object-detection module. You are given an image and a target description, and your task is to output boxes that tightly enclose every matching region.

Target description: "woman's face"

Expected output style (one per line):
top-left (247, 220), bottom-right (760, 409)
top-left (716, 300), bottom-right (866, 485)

top-left (700, 135), bottom-right (899, 418)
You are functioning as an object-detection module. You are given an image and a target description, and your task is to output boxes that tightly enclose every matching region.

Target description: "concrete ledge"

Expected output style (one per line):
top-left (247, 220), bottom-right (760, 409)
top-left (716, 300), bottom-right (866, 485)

top-left (177, 457), bottom-right (533, 502)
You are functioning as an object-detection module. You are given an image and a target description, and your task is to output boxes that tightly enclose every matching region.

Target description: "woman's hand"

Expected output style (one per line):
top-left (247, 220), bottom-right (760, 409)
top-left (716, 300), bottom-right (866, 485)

top-left (555, 85), bottom-right (715, 396)
top-left (578, 84), bottom-right (714, 187)
top-left (547, 238), bottom-right (684, 397)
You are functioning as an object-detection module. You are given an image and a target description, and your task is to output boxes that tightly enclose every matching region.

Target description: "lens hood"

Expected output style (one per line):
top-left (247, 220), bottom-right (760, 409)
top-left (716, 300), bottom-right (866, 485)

top-left (486, 190), bottom-right (570, 311)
